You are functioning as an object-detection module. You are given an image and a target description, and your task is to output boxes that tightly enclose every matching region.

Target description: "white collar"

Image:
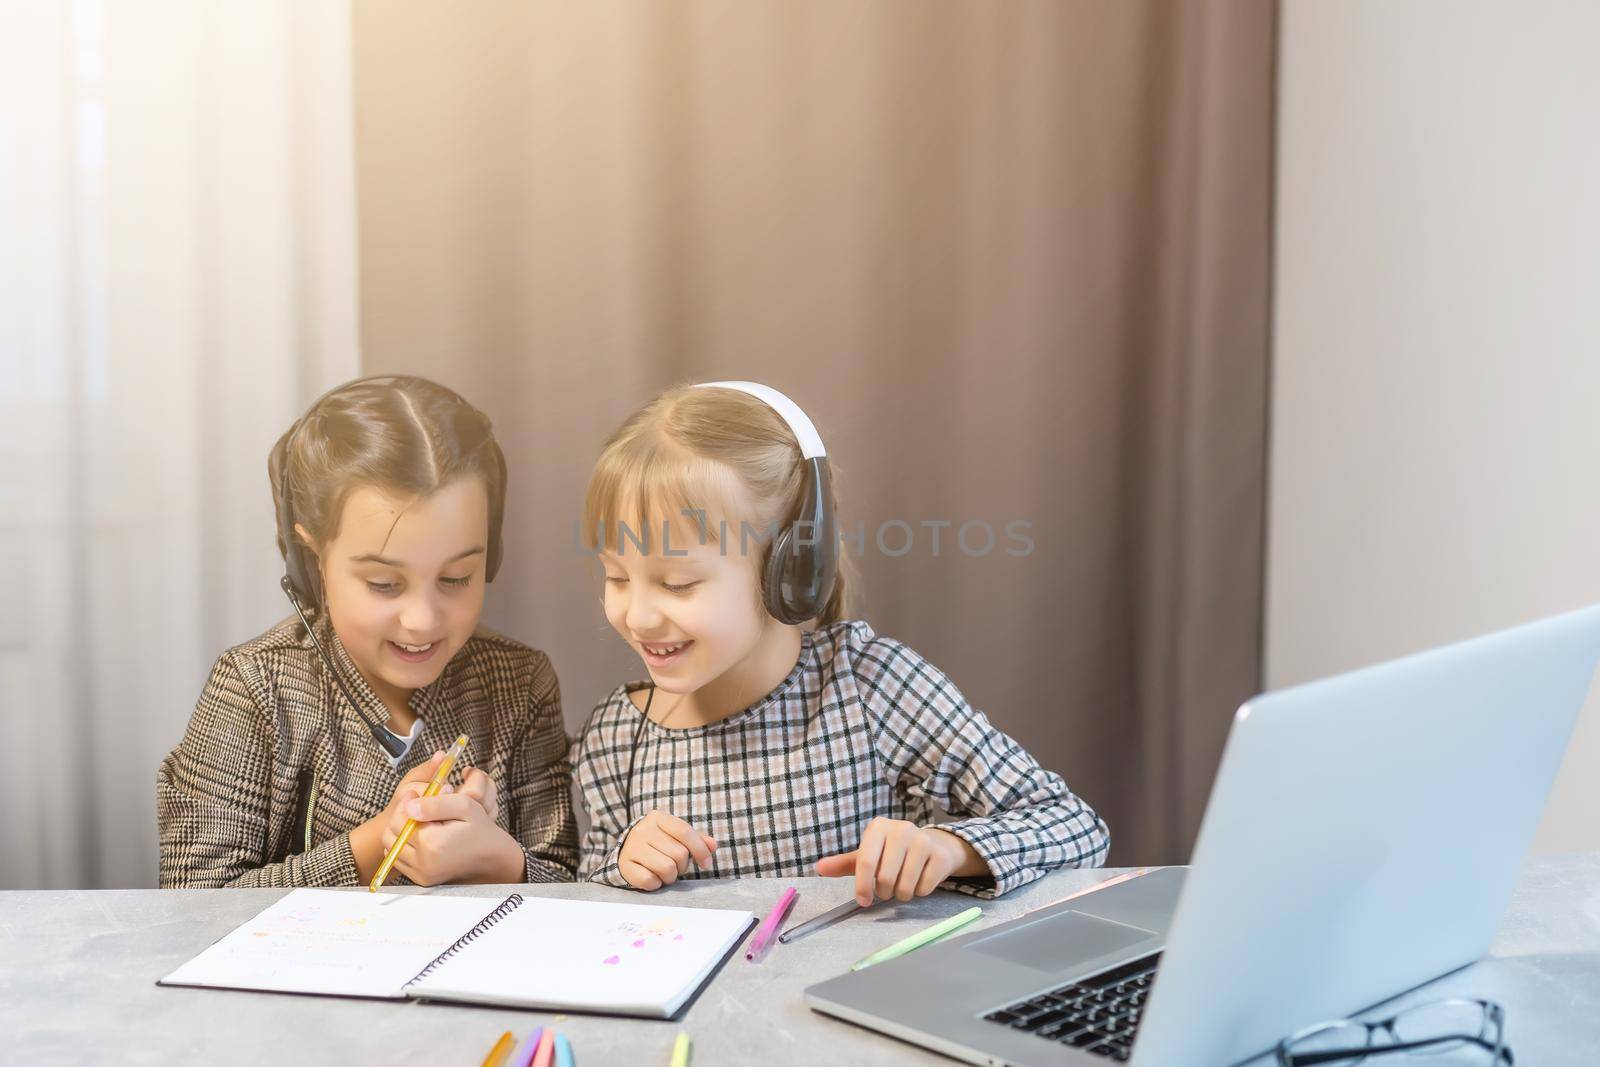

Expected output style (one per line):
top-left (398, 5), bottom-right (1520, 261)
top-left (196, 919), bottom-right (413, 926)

top-left (384, 717), bottom-right (424, 769)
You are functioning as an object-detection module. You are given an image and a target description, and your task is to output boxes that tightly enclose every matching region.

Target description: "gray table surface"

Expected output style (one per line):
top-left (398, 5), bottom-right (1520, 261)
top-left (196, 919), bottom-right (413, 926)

top-left (3, 854), bottom-right (1597, 1066)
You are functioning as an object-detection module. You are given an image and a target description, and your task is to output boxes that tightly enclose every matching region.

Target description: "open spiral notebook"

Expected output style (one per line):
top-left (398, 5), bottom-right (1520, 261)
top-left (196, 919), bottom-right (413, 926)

top-left (159, 888), bottom-right (756, 1019)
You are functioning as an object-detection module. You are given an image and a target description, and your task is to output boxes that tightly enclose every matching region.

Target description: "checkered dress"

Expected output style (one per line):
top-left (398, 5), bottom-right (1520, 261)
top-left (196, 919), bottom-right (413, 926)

top-left (572, 620), bottom-right (1110, 898)
top-left (157, 615), bottom-right (578, 888)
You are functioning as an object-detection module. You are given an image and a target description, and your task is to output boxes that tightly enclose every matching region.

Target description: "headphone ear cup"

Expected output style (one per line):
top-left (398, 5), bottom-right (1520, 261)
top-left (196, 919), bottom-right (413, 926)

top-left (763, 527), bottom-right (804, 624)
top-left (301, 551), bottom-right (324, 612)
top-left (765, 526), bottom-right (825, 626)
top-left (485, 535), bottom-right (502, 583)
top-left (283, 541), bottom-right (322, 612)
top-left (761, 456), bottom-right (839, 625)
top-left (273, 428), bottom-right (323, 610)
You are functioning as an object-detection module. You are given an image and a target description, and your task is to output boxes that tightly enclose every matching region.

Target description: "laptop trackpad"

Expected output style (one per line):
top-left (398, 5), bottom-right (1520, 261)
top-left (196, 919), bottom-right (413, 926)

top-left (966, 910), bottom-right (1157, 975)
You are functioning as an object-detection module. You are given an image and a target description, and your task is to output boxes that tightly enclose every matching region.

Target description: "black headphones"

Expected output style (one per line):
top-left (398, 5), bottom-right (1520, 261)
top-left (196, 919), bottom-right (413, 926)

top-left (620, 382), bottom-right (838, 820)
top-left (271, 375), bottom-right (505, 761)
top-left (692, 381), bottom-right (839, 625)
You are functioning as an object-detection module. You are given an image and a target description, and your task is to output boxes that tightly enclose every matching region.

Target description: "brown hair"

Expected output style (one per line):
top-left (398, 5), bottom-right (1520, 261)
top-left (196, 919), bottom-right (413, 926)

top-left (583, 383), bottom-right (852, 627)
top-left (268, 375), bottom-right (508, 610)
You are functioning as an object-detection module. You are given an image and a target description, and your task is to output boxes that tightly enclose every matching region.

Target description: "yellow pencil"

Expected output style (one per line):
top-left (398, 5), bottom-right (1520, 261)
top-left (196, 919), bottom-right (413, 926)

top-left (369, 733), bottom-right (468, 891)
top-left (480, 1031), bottom-right (515, 1067)
top-left (669, 1032), bottom-right (690, 1067)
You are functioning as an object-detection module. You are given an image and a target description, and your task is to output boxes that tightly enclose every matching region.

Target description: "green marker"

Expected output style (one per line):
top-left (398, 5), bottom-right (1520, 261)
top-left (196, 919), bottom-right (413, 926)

top-left (849, 906), bottom-right (983, 971)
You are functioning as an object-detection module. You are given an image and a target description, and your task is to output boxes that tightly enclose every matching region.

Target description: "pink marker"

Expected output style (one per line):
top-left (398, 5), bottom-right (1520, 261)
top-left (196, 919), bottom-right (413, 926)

top-left (530, 1029), bottom-right (555, 1067)
top-left (746, 886), bottom-right (799, 963)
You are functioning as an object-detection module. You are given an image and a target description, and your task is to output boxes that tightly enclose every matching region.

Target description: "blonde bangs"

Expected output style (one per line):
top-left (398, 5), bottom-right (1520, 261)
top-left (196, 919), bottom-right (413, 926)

top-left (582, 438), bottom-right (748, 555)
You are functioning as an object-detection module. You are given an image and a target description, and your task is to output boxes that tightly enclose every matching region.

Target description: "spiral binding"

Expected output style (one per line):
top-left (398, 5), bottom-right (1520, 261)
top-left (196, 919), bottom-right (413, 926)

top-left (405, 893), bottom-right (524, 988)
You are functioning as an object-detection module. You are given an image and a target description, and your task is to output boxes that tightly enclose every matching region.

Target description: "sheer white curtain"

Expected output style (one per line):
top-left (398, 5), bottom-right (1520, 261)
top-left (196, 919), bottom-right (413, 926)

top-left (0, 1), bottom-right (361, 888)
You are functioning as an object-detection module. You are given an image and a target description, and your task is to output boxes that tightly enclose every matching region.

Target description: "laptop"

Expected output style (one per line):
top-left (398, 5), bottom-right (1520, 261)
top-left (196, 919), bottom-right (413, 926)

top-left (806, 604), bottom-right (1600, 1065)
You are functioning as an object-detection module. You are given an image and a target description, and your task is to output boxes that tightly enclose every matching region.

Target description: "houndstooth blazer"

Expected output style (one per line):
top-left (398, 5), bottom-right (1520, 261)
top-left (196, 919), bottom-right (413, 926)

top-left (157, 615), bottom-right (578, 888)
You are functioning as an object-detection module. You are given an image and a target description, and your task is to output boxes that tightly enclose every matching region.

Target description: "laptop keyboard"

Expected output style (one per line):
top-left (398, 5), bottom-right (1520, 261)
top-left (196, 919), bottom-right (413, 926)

top-left (980, 952), bottom-right (1161, 1062)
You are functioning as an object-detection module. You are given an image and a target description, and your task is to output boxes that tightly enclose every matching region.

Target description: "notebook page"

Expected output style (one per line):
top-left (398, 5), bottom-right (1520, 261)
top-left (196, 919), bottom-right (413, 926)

top-left (407, 897), bottom-right (754, 1017)
top-left (160, 889), bottom-right (508, 998)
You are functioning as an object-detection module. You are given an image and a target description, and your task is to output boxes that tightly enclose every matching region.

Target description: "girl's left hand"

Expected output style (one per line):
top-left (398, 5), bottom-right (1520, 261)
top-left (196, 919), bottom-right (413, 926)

top-left (380, 770), bottom-right (522, 885)
top-left (816, 816), bottom-right (990, 906)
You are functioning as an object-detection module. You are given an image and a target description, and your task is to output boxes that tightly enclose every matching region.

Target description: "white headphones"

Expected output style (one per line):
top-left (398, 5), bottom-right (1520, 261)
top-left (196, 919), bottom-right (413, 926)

top-left (692, 381), bottom-right (838, 624)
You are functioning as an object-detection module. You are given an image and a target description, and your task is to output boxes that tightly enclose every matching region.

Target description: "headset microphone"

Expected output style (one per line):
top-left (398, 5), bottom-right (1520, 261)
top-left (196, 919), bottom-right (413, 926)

top-left (281, 576), bottom-right (410, 760)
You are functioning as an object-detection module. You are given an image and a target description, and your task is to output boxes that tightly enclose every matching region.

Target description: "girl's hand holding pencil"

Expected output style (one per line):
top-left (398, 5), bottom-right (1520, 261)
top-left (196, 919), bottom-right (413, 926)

top-left (349, 749), bottom-right (469, 884)
top-left (376, 744), bottom-right (525, 887)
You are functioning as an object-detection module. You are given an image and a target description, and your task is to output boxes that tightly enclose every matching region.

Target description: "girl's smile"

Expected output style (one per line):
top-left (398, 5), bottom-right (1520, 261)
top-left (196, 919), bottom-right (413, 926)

top-left (387, 638), bottom-right (443, 664)
top-left (639, 638), bottom-right (695, 669)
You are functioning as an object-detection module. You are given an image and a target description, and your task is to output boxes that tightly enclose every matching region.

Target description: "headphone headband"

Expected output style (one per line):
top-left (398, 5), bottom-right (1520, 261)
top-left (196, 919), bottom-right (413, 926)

top-left (693, 381), bottom-right (827, 459)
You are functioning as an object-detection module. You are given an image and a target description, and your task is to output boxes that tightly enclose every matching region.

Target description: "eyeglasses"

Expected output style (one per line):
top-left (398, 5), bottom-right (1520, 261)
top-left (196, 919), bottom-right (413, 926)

top-left (1276, 999), bottom-right (1513, 1066)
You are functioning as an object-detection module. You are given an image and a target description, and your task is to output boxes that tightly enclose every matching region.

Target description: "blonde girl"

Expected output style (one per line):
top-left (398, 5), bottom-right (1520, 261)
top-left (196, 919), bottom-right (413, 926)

top-left (571, 381), bottom-right (1107, 904)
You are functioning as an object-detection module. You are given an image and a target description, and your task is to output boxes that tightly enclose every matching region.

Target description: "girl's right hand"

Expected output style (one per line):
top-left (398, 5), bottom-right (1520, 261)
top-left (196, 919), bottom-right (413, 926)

top-left (618, 810), bottom-right (718, 890)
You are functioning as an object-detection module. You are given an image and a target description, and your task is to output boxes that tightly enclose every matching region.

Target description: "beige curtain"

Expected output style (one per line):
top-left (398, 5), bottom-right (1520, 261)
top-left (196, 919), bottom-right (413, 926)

top-left (353, 0), bottom-right (1274, 865)
top-left (0, 0), bottom-right (361, 889)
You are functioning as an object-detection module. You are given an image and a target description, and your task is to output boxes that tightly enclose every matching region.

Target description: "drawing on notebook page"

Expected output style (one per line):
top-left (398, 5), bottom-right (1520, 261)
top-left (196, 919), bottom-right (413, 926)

top-left (602, 919), bottom-right (689, 964)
